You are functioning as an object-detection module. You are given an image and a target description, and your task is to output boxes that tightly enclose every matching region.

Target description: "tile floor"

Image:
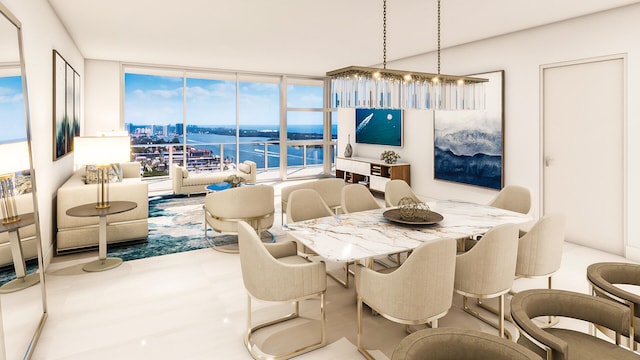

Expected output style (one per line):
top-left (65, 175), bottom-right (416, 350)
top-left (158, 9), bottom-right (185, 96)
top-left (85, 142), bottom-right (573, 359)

top-left (25, 179), bottom-right (640, 359)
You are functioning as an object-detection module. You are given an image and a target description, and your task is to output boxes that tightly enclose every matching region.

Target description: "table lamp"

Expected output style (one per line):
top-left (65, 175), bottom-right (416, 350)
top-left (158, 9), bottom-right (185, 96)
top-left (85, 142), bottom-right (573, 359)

top-left (0, 141), bottom-right (30, 224)
top-left (73, 136), bottom-right (130, 209)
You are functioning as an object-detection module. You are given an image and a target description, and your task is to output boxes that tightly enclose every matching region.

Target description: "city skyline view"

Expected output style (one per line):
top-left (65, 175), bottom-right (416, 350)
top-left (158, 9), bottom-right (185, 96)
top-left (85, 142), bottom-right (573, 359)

top-left (124, 73), bottom-right (324, 129)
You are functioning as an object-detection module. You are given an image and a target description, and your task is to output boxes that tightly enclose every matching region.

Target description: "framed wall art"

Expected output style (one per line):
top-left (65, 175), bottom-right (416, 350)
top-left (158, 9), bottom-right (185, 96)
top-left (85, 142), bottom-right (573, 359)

top-left (53, 49), bottom-right (80, 160)
top-left (434, 70), bottom-right (504, 190)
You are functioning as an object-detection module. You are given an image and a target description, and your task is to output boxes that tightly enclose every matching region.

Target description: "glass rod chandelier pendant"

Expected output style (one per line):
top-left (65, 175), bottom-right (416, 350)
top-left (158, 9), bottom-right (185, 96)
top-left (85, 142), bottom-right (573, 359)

top-left (327, 0), bottom-right (487, 110)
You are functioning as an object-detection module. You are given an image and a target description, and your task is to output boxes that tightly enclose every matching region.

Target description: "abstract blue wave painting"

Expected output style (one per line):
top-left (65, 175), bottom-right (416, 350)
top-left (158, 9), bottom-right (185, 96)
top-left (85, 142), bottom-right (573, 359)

top-left (434, 70), bottom-right (504, 190)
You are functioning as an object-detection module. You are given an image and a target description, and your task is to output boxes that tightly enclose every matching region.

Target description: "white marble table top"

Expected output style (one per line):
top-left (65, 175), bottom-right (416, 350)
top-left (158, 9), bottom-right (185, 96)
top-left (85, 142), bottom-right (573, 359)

top-left (285, 200), bottom-right (532, 263)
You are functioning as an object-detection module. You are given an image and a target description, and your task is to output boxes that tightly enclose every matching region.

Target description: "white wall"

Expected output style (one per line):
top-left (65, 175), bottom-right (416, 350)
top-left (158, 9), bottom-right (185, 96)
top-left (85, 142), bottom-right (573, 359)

top-left (84, 60), bottom-right (121, 134)
top-left (2, 0), bottom-right (84, 264)
top-left (377, 3), bottom-right (640, 259)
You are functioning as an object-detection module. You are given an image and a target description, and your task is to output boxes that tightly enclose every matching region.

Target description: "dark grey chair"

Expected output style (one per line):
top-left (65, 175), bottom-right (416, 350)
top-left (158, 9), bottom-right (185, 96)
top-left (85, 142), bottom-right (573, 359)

top-left (587, 262), bottom-right (640, 351)
top-left (511, 289), bottom-right (638, 360)
top-left (391, 327), bottom-right (541, 360)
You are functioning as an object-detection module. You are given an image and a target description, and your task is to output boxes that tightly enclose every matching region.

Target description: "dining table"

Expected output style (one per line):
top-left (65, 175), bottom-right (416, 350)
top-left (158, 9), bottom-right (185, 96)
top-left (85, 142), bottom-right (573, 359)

top-left (284, 199), bottom-right (533, 263)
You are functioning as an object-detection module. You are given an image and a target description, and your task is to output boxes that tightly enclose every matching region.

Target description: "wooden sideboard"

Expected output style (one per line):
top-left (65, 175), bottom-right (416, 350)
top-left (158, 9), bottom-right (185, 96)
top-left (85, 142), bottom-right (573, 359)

top-left (335, 156), bottom-right (410, 193)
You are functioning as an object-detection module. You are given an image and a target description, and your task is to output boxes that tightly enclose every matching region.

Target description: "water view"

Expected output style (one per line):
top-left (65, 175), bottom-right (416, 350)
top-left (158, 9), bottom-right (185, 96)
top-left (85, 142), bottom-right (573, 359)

top-left (129, 124), bottom-right (336, 177)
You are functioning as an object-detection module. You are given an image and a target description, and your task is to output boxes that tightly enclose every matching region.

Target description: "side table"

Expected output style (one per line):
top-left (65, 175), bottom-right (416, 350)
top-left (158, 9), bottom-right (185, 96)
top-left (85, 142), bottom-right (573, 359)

top-left (0, 212), bottom-right (40, 293)
top-left (66, 201), bottom-right (137, 272)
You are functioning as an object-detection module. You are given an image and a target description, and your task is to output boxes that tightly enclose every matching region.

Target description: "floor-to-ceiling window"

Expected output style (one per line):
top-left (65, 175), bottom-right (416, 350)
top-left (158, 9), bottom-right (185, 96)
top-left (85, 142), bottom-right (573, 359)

top-left (285, 78), bottom-right (329, 178)
top-left (123, 68), bottom-right (184, 176)
top-left (123, 65), bottom-right (334, 180)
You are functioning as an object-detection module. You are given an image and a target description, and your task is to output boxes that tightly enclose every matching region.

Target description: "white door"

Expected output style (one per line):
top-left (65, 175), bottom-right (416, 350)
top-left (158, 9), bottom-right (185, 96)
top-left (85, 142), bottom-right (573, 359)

top-left (542, 57), bottom-right (625, 255)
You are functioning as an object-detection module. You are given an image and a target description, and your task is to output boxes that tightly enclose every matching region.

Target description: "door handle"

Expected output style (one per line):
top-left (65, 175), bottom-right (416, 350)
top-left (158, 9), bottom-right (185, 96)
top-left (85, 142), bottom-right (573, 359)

top-left (544, 156), bottom-right (554, 167)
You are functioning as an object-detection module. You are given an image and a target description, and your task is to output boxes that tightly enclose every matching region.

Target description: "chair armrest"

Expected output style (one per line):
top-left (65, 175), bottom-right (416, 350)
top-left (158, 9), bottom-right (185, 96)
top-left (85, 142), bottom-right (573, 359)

top-left (264, 241), bottom-right (297, 259)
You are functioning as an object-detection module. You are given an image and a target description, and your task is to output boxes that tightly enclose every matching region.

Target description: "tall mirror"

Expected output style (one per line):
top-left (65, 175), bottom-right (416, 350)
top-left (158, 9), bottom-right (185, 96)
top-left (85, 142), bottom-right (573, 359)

top-left (0, 4), bottom-right (47, 360)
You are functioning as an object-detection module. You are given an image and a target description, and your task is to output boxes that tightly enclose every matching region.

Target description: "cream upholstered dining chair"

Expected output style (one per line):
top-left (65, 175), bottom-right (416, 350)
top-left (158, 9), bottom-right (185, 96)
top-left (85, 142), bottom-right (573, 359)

top-left (515, 214), bottom-right (566, 288)
top-left (356, 238), bottom-right (457, 359)
top-left (488, 184), bottom-right (533, 216)
top-left (454, 223), bottom-right (519, 339)
top-left (237, 220), bottom-right (327, 359)
top-left (286, 188), bottom-right (352, 288)
top-left (587, 262), bottom-right (640, 351)
top-left (204, 185), bottom-right (274, 252)
top-left (281, 178), bottom-right (344, 224)
top-left (384, 179), bottom-right (421, 207)
top-left (464, 184), bottom-right (534, 251)
top-left (341, 183), bottom-right (382, 214)
top-left (511, 289), bottom-right (638, 360)
top-left (286, 188), bottom-right (334, 223)
top-left (477, 214), bottom-right (566, 327)
top-left (391, 327), bottom-right (541, 360)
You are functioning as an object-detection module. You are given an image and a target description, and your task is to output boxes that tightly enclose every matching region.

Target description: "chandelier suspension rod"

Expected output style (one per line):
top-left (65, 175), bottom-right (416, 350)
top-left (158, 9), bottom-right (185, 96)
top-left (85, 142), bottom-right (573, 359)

top-left (383, 0), bottom-right (387, 69)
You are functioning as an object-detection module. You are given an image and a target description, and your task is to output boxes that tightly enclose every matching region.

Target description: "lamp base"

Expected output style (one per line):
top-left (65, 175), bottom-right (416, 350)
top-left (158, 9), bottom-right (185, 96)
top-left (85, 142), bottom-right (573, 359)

top-left (0, 273), bottom-right (40, 294)
top-left (2, 216), bottom-right (21, 225)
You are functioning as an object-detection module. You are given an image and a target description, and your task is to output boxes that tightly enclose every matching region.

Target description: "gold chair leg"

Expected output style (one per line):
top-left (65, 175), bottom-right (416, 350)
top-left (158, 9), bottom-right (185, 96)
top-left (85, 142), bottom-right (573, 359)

top-left (463, 295), bottom-right (512, 340)
top-left (357, 296), bottom-right (377, 360)
top-left (246, 293), bottom-right (326, 360)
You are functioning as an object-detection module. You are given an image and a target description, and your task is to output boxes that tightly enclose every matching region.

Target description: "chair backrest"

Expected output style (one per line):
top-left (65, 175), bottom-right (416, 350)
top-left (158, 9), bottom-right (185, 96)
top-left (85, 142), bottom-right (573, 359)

top-left (510, 289), bottom-right (632, 360)
top-left (341, 184), bottom-right (381, 214)
top-left (488, 185), bottom-right (533, 216)
top-left (385, 179), bottom-right (420, 207)
top-left (391, 238), bottom-right (457, 321)
top-left (281, 178), bottom-right (345, 212)
top-left (587, 262), bottom-right (640, 317)
top-left (391, 327), bottom-right (541, 360)
top-left (455, 223), bottom-right (519, 297)
top-left (286, 189), bottom-right (334, 223)
top-left (205, 185), bottom-right (274, 232)
top-left (516, 214), bottom-right (566, 277)
top-left (313, 178), bottom-right (345, 210)
top-left (237, 220), bottom-right (278, 300)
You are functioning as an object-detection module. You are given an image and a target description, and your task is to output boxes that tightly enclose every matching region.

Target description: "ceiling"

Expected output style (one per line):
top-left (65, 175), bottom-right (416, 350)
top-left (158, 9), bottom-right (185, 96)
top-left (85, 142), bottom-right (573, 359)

top-left (47, 0), bottom-right (640, 77)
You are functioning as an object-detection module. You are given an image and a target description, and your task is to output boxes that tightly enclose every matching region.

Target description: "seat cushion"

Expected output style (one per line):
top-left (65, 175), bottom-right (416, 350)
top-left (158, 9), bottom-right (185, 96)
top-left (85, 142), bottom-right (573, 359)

top-left (546, 328), bottom-right (639, 360)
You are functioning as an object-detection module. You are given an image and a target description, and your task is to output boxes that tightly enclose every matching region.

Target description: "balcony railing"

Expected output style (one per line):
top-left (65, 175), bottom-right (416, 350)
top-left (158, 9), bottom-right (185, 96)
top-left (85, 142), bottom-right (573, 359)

top-left (130, 140), bottom-right (336, 178)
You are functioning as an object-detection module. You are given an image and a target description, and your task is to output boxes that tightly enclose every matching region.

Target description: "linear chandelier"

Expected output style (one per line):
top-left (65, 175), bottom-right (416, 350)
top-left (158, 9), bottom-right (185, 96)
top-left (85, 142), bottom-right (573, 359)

top-left (327, 0), bottom-right (487, 110)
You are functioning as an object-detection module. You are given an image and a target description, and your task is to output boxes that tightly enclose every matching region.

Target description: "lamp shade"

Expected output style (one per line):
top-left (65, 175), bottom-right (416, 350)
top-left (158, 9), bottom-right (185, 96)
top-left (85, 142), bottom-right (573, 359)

top-left (73, 136), bottom-right (130, 166)
top-left (0, 141), bottom-right (30, 175)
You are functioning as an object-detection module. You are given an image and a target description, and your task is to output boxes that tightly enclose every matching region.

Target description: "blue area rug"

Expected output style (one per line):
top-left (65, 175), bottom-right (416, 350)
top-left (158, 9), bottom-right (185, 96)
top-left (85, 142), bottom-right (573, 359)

top-left (0, 194), bottom-right (263, 286)
top-left (108, 194), bottom-right (211, 261)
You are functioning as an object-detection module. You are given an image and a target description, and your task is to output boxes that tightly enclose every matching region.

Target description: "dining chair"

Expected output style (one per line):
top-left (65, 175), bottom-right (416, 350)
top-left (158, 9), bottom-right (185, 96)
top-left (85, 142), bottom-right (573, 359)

top-left (204, 184), bottom-right (274, 252)
top-left (391, 327), bottom-right (541, 360)
top-left (286, 188), bottom-right (334, 223)
top-left (280, 178), bottom-right (344, 224)
top-left (356, 238), bottom-right (457, 359)
top-left (587, 262), bottom-right (640, 351)
top-left (488, 184), bottom-right (533, 216)
top-left (286, 188), bottom-right (353, 288)
top-left (464, 184), bottom-right (533, 251)
top-left (384, 179), bottom-right (421, 207)
top-left (341, 183), bottom-right (382, 214)
top-left (237, 220), bottom-right (327, 359)
top-left (511, 289), bottom-right (638, 360)
top-left (454, 223), bottom-right (519, 339)
top-left (477, 214), bottom-right (566, 327)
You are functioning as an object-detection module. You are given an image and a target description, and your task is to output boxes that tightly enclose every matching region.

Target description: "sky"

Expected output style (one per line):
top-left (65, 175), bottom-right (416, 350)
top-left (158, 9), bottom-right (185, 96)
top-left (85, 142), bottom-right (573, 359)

top-left (0, 75), bottom-right (27, 144)
top-left (124, 73), bottom-right (324, 128)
